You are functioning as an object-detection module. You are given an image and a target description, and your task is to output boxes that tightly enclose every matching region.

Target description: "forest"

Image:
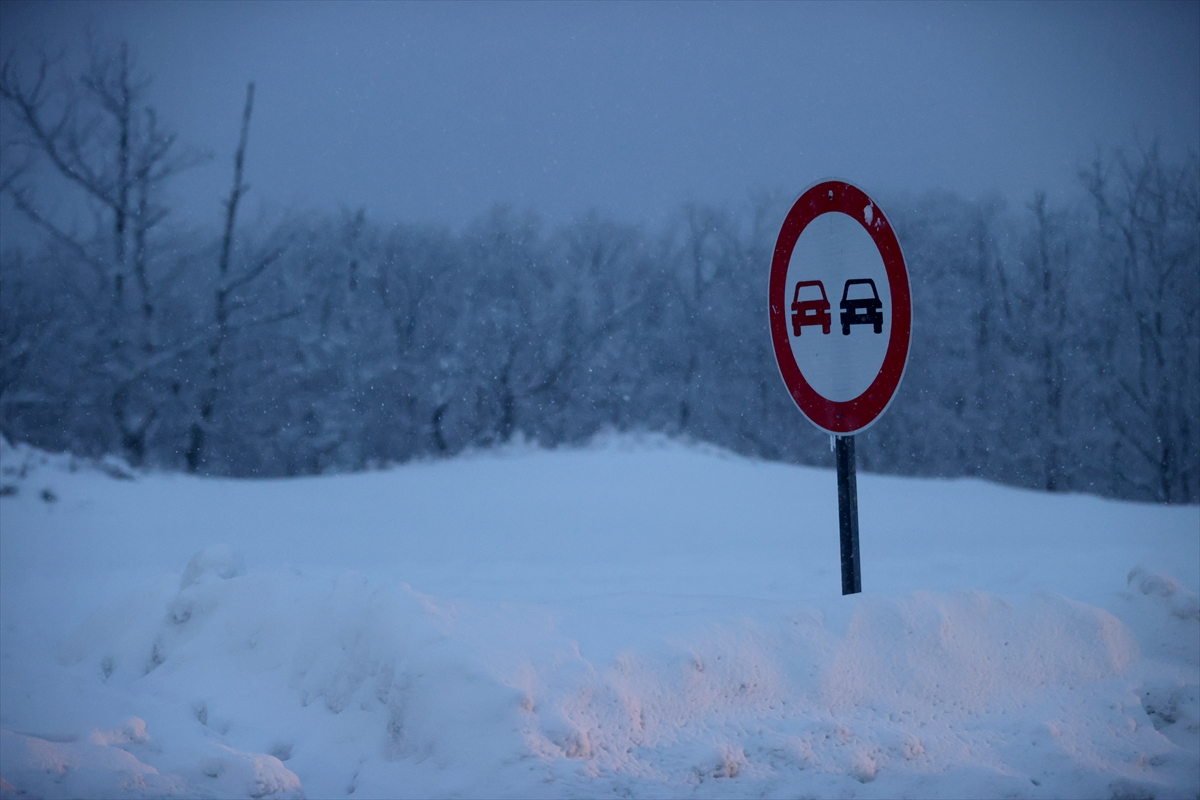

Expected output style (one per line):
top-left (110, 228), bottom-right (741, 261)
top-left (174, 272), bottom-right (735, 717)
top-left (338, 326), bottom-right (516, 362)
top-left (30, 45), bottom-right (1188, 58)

top-left (2, 43), bottom-right (1197, 503)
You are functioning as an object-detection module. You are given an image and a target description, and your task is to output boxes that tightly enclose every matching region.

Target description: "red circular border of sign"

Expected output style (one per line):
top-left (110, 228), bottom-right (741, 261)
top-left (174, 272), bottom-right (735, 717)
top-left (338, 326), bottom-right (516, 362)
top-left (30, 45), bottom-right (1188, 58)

top-left (768, 180), bottom-right (912, 435)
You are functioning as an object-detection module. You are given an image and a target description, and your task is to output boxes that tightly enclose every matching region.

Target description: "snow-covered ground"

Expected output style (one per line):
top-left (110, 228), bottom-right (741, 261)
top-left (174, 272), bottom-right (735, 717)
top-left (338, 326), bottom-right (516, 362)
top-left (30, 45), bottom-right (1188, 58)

top-left (1, 434), bottom-right (1197, 799)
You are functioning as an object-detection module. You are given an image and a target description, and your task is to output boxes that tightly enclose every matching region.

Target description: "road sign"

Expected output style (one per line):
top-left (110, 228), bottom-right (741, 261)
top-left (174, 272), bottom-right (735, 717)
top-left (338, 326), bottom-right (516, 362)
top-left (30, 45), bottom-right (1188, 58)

top-left (768, 179), bottom-right (911, 596)
top-left (769, 179), bottom-right (911, 435)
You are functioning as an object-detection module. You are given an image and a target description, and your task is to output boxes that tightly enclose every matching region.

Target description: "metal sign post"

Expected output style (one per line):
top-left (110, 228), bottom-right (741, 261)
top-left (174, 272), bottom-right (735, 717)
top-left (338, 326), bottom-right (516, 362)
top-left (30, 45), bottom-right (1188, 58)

top-left (835, 435), bottom-right (861, 594)
top-left (768, 179), bottom-right (910, 596)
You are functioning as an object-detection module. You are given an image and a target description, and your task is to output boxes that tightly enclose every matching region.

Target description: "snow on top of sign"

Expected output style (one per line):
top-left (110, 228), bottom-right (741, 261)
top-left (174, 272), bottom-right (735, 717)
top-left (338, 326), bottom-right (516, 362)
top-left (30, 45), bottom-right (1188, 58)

top-left (863, 203), bottom-right (873, 226)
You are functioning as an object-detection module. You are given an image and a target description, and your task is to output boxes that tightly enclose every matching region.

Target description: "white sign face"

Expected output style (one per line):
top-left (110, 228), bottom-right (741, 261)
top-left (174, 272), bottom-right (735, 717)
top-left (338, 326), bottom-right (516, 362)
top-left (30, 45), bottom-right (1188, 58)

top-left (785, 210), bottom-right (892, 402)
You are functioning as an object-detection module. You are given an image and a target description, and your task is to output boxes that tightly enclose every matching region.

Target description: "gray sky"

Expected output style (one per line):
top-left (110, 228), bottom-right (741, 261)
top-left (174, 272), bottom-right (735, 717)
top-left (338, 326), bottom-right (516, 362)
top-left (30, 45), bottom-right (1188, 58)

top-left (1, 0), bottom-right (1197, 233)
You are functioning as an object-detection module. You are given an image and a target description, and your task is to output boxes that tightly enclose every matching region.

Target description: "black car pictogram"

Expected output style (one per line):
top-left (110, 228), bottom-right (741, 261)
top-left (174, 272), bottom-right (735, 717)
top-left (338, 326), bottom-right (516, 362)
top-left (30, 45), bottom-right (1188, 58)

top-left (791, 280), bottom-right (831, 336)
top-left (840, 279), bottom-right (883, 335)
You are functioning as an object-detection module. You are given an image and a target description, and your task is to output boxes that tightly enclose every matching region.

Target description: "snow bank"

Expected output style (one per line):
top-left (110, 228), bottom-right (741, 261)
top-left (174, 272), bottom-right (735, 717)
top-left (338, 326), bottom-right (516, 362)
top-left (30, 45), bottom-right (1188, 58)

top-left (1, 436), bottom-right (1197, 798)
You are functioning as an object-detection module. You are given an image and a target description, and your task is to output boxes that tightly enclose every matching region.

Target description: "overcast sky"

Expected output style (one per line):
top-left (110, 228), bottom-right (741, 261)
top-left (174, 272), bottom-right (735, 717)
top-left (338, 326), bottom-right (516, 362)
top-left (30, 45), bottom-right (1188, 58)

top-left (2, 0), bottom-right (1197, 232)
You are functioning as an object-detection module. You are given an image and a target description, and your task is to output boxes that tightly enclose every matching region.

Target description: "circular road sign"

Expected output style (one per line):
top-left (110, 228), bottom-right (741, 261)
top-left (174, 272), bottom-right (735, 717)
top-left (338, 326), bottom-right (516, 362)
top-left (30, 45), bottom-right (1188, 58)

top-left (769, 179), bottom-right (911, 435)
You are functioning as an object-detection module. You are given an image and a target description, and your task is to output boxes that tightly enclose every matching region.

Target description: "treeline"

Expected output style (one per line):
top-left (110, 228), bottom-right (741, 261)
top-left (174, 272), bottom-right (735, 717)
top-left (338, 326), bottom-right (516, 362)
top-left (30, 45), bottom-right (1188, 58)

top-left (1, 44), bottom-right (1197, 502)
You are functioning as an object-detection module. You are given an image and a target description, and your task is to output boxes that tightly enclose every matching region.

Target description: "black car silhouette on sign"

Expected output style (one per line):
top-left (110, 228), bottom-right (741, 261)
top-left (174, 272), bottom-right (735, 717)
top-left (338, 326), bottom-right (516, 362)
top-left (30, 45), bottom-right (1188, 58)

top-left (791, 280), bottom-right (831, 336)
top-left (840, 279), bottom-right (883, 335)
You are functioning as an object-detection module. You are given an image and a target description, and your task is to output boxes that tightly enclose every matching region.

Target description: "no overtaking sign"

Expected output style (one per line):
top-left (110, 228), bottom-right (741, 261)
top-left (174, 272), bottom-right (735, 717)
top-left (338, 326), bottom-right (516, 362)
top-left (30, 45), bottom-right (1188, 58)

top-left (768, 180), bottom-right (912, 595)
top-left (769, 180), bottom-right (912, 435)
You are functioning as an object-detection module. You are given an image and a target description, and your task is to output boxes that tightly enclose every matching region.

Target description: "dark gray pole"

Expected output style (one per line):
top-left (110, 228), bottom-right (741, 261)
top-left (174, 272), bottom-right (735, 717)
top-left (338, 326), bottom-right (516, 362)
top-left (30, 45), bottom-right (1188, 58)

top-left (835, 435), bottom-right (861, 595)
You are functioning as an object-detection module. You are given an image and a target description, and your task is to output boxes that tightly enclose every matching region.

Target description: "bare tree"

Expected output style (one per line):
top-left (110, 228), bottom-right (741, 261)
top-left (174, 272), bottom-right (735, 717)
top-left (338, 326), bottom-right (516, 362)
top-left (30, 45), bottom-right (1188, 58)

top-left (185, 82), bottom-right (291, 473)
top-left (1, 42), bottom-right (205, 463)
top-left (1083, 144), bottom-right (1200, 502)
top-left (1013, 191), bottom-right (1077, 492)
top-left (0, 249), bottom-right (64, 437)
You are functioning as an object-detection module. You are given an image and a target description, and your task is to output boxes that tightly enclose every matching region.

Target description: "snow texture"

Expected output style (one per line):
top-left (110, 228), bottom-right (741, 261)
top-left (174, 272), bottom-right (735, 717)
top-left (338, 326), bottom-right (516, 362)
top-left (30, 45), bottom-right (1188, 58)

top-left (1, 434), bottom-right (1197, 798)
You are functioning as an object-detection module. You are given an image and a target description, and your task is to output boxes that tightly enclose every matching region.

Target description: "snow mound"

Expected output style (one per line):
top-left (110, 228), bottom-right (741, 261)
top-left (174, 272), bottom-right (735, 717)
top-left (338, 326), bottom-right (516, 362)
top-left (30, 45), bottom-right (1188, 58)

top-left (11, 553), bottom-right (1190, 798)
top-left (0, 723), bottom-right (301, 800)
top-left (1129, 566), bottom-right (1200, 622)
top-left (823, 591), bottom-right (1138, 711)
top-left (179, 545), bottom-right (246, 591)
top-left (2, 437), bottom-right (1197, 797)
top-left (0, 436), bottom-right (136, 490)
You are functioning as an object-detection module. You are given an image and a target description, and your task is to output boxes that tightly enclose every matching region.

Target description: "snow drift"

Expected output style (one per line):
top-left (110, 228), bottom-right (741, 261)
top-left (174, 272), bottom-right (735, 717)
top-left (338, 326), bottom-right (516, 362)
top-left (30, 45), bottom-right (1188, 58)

top-left (1, 435), bottom-right (1197, 798)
